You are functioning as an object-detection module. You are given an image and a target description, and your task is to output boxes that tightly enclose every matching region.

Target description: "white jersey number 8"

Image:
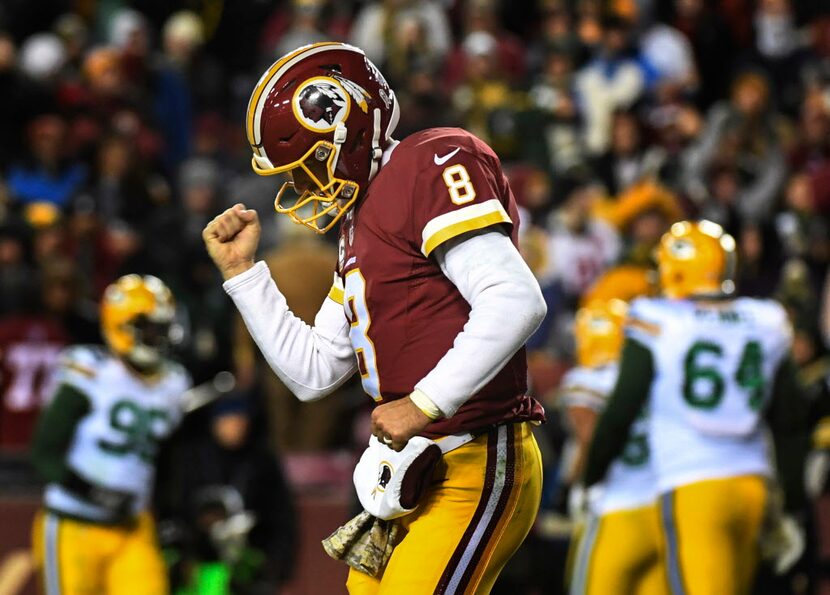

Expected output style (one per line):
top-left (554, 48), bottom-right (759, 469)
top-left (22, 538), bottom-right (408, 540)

top-left (443, 164), bottom-right (477, 205)
top-left (344, 269), bottom-right (382, 401)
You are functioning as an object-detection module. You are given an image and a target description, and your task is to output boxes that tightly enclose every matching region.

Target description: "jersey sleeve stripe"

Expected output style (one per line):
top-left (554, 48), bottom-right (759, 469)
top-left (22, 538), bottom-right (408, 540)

top-left (64, 362), bottom-right (96, 378)
top-left (421, 199), bottom-right (512, 256)
top-left (626, 318), bottom-right (661, 337)
top-left (560, 385), bottom-right (606, 401)
top-left (327, 284), bottom-right (344, 305)
top-left (327, 273), bottom-right (345, 304)
top-left (559, 386), bottom-right (606, 411)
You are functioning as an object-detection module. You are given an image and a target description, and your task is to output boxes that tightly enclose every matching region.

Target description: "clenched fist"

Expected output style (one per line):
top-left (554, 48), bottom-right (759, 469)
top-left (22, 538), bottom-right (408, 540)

top-left (202, 203), bottom-right (261, 280)
top-left (371, 397), bottom-right (432, 451)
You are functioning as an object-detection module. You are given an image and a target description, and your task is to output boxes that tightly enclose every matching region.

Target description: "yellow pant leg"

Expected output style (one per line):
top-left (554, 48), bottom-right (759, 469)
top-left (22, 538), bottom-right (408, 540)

top-left (660, 475), bottom-right (767, 595)
top-left (347, 422), bottom-right (543, 595)
top-left (107, 513), bottom-right (168, 595)
top-left (569, 505), bottom-right (667, 595)
top-left (31, 510), bottom-right (122, 595)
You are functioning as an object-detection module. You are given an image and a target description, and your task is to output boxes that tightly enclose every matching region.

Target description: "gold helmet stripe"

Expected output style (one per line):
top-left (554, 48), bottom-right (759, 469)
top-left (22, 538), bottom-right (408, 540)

top-left (246, 42), bottom-right (366, 163)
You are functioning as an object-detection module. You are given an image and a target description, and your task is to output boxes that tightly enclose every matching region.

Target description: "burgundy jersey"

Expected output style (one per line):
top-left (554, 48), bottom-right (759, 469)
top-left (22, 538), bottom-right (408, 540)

top-left (336, 128), bottom-right (544, 437)
top-left (0, 315), bottom-right (68, 450)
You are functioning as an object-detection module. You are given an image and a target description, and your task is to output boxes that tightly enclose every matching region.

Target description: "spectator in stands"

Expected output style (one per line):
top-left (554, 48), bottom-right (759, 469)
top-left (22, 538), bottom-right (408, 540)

top-left (162, 10), bottom-right (227, 129)
top-left (593, 178), bottom-right (683, 264)
top-left (749, 0), bottom-right (809, 116)
top-left (531, 174), bottom-right (621, 354)
top-left (671, 0), bottom-right (736, 109)
top-left (451, 31), bottom-right (523, 159)
top-left (52, 13), bottom-right (88, 79)
top-left (0, 32), bottom-right (46, 170)
top-left (0, 217), bottom-right (35, 316)
top-left (84, 133), bottom-right (161, 227)
top-left (168, 158), bottom-right (235, 385)
top-left (349, 0), bottom-right (451, 84)
top-left (444, 0), bottom-right (526, 87)
top-left (774, 172), bottom-right (829, 288)
top-left (273, 0), bottom-right (330, 62)
top-left (789, 87), bottom-right (830, 174)
top-left (639, 17), bottom-right (698, 95)
top-left (592, 110), bottom-right (663, 195)
top-left (540, 175), bottom-right (621, 302)
top-left (393, 62), bottom-right (456, 137)
top-left (524, 42), bottom-right (582, 175)
top-left (160, 394), bottom-right (297, 595)
top-left (6, 114), bottom-right (86, 209)
top-left (683, 71), bottom-right (787, 224)
top-left (526, 4), bottom-right (581, 75)
top-left (38, 257), bottom-right (99, 344)
top-left (575, 13), bottom-right (650, 154)
top-left (18, 32), bottom-right (66, 85)
top-left (27, 202), bottom-right (66, 267)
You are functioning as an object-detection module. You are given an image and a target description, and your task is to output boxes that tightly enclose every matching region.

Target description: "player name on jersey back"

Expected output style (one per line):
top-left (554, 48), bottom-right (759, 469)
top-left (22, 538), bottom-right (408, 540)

top-left (627, 297), bottom-right (791, 492)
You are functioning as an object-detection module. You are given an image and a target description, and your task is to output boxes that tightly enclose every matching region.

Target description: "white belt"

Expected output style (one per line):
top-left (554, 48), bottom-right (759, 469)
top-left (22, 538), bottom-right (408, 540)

top-left (435, 432), bottom-right (476, 454)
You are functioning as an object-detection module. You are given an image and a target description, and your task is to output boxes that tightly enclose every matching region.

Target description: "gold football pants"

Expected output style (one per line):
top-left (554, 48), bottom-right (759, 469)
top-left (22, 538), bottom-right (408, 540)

top-left (32, 510), bottom-right (168, 595)
top-left (659, 475), bottom-right (767, 595)
top-left (347, 422), bottom-right (543, 595)
top-left (569, 504), bottom-right (668, 595)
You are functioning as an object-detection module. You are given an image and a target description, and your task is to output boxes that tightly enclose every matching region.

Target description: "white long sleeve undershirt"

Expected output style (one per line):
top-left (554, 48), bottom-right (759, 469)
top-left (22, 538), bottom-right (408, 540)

top-left (416, 230), bottom-right (546, 416)
top-left (223, 229), bottom-right (546, 413)
top-left (223, 262), bottom-right (357, 402)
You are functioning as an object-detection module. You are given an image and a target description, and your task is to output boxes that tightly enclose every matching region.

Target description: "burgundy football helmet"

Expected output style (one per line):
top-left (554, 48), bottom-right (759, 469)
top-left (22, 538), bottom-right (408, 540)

top-left (246, 42), bottom-right (400, 232)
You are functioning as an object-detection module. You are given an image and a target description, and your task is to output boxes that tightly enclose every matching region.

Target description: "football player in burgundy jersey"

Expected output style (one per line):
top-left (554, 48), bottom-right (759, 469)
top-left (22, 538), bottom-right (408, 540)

top-left (204, 42), bottom-right (547, 594)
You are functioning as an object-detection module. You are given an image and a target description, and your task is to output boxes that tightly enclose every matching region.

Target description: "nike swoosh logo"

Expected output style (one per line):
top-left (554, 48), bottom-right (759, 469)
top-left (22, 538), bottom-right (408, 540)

top-left (433, 147), bottom-right (461, 165)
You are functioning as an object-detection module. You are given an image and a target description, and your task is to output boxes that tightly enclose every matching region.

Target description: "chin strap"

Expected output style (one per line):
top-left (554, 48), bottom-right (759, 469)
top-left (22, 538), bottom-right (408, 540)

top-left (330, 122), bottom-right (348, 179)
top-left (368, 108), bottom-right (383, 182)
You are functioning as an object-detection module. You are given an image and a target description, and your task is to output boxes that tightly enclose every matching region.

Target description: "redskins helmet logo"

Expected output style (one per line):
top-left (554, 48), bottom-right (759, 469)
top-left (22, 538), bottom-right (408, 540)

top-left (377, 462), bottom-right (393, 491)
top-left (293, 77), bottom-right (350, 132)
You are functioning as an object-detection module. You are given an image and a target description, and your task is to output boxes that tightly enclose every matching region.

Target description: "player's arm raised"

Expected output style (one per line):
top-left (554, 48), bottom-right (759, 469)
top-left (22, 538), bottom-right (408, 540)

top-left (204, 204), bottom-right (356, 401)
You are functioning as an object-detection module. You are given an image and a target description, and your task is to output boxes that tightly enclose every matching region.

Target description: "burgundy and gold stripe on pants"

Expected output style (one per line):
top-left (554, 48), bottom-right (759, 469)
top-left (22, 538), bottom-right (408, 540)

top-left (346, 421), bottom-right (543, 595)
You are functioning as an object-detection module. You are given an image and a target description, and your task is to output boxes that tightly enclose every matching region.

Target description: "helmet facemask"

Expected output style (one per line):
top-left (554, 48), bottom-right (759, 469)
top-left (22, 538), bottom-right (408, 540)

top-left (253, 136), bottom-right (359, 233)
top-left (124, 314), bottom-right (174, 372)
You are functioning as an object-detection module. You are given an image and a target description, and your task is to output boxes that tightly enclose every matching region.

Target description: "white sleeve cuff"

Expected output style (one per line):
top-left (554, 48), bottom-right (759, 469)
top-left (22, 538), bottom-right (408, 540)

top-left (223, 260), bottom-right (270, 295)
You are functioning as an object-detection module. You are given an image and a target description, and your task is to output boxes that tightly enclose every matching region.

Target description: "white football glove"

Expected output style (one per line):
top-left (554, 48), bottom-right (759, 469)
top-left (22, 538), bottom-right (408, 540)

top-left (760, 484), bottom-right (805, 575)
top-left (762, 514), bottom-right (805, 575)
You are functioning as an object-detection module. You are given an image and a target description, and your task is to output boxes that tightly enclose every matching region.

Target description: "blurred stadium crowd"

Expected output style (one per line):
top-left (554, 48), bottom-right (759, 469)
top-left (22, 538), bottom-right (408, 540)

top-left (1, 0), bottom-right (830, 593)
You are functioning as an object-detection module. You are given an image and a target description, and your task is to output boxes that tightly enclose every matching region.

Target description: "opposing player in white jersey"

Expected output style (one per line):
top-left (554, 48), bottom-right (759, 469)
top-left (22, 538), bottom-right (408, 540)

top-left (583, 221), bottom-right (808, 595)
top-left (30, 274), bottom-right (191, 595)
top-left (562, 299), bottom-right (666, 595)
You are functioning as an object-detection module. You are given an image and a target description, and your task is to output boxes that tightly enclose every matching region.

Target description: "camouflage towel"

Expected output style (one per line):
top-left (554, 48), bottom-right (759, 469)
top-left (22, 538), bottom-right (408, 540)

top-left (321, 511), bottom-right (400, 577)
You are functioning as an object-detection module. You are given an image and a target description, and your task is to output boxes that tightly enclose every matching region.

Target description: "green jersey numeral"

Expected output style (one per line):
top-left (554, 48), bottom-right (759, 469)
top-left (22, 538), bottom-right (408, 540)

top-left (682, 339), bottom-right (766, 410)
top-left (98, 400), bottom-right (169, 462)
top-left (735, 341), bottom-right (765, 410)
top-left (620, 432), bottom-right (649, 466)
